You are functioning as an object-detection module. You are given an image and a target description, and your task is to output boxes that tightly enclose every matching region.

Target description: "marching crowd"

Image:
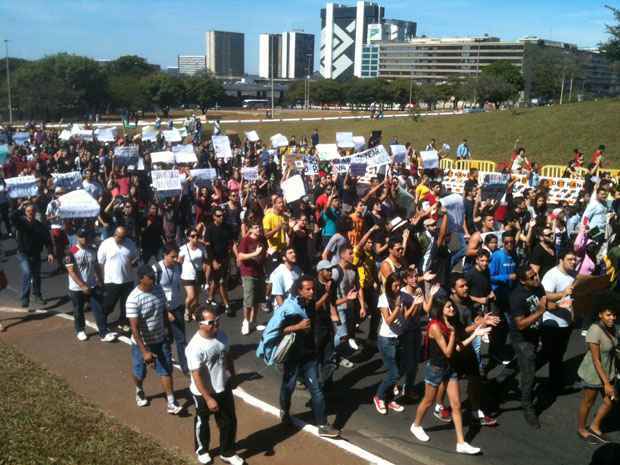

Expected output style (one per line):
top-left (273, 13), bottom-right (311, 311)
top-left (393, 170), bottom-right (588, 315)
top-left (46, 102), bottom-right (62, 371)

top-left (1, 119), bottom-right (619, 462)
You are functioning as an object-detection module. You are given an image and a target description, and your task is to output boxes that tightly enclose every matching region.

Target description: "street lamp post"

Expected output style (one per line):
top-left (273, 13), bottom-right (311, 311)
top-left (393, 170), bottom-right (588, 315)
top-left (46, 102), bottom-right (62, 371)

top-left (4, 39), bottom-right (12, 124)
top-left (270, 35), bottom-right (274, 118)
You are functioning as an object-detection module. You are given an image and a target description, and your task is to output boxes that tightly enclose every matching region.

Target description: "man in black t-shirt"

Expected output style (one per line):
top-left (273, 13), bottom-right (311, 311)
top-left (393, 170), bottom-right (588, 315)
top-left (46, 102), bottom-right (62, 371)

top-left (530, 226), bottom-right (557, 278)
top-left (314, 260), bottom-right (339, 388)
top-left (205, 208), bottom-right (233, 316)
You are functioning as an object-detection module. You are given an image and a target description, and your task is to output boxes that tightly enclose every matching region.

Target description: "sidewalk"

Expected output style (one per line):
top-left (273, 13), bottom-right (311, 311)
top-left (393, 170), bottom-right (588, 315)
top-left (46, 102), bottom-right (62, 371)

top-left (0, 308), bottom-right (368, 465)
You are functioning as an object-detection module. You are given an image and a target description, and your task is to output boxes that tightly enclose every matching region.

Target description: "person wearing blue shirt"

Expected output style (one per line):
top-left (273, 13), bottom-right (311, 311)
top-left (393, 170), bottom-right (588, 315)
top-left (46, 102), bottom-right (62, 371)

top-left (456, 139), bottom-right (471, 160)
top-left (321, 194), bottom-right (342, 249)
top-left (582, 186), bottom-right (612, 232)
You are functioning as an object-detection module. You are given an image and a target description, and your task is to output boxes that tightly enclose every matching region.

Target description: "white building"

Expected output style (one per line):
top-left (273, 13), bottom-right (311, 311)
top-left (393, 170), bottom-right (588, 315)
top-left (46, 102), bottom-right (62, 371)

top-left (177, 55), bottom-right (207, 76)
top-left (259, 32), bottom-right (315, 79)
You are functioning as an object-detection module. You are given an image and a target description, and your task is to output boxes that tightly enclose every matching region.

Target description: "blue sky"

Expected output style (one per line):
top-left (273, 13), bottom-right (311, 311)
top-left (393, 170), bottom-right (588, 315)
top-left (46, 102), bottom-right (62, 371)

top-left (0, 0), bottom-right (615, 73)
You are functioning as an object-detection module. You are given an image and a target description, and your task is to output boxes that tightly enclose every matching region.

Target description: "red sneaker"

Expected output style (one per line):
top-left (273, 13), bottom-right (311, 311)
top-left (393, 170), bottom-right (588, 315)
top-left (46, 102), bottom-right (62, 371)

top-left (373, 396), bottom-right (387, 415)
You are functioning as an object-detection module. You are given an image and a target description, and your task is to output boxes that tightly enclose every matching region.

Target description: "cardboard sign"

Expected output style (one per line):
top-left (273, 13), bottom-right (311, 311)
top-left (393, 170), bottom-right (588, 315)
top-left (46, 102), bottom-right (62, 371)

top-left (350, 163), bottom-right (368, 177)
top-left (270, 133), bottom-right (289, 148)
top-left (58, 189), bottom-right (100, 219)
top-left (245, 130), bottom-right (260, 142)
top-left (151, 170), bottom-right (182, 197)
top-left (304, 156), bottom-right (319, 176)
top-left (150, 151), bottom-right (175, 164)
top-left (352, 145), bottom-right (390, 168)
top-left (190, 168), bottom-right (217, 186)
top-left (420, 150), bottom-right (439, 169)
top-left (5, 175), bottom-right (39, 199)
top-left (142, 126), bottom-right (159, 143)
top-left (281, 175), bottom-right (306, 203)
top-left (52, 171), bottom-right (82, 191)
top-left (163, 128), bottom-right (182, 143)
top-left (113, 145), bottom-right (139, 165)
top-left (331, 156), bottom-right (352, 174)
top-left (172, 144), bottom-right (198, 164)
top-left (353, 136), bottom-right (366, 151)
top-left (212, 135), bottom-right (233, 159)
top-left (241, 166), bottom-right (259, 182)
top-left (336, 132), bottom-right (354, 148)
top-left (95, 127), bottom-right (117, 143)
top-left (13, 132), bottom-right (30, 145)
top-left (391, 144), bottom-right (407, 163)
top-left (316, 144), bottom-right (339, 161)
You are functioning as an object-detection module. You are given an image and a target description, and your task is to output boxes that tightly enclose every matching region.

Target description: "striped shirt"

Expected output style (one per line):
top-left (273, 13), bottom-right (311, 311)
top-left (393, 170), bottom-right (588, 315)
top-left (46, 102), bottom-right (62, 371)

top-left (126, 285), bottom-right (167, 345)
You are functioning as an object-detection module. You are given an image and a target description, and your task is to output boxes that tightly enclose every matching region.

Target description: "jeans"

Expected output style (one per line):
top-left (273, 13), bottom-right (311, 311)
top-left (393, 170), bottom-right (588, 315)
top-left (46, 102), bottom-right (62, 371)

top-left (192, 388), bottom-right (238, 458)
top-left (69, 289), bottom-right (110, 337)
top-left (399, 329), bottom-right (421, 391)
top-left (376, 336), bottom-right (400, 400)
top-left (333, 306), bottom-right (352, 353)
top-left (17, 253), bottom-right (42, 303)
top-left (168, 305), bottom-right (188, 373)
top-left (280, 357), bottom-right (327, 426)
top-left (103, 282), bottom-right (133, 324)
top-left (450, 231), bottom-right (466, 269)
top-left (540, 325), bottom-right (571, 394)
top-left (512, 340), bottom-right (543, 410)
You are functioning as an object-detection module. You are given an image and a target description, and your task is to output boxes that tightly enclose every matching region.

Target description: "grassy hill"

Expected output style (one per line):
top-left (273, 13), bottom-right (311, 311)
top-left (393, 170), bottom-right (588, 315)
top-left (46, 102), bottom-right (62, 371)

top-left (220, 99), bottom-right (620, 168)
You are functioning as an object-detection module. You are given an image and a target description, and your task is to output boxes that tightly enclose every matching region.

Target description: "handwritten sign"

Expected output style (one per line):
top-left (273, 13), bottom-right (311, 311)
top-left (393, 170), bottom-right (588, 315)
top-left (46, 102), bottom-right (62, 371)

top-left (420, 150), bottom-right (439, 169)
top-left (241, 166), bottom-right (259, 182)
top-left (151, 170), bottom-right (182, 198)
top-left (113, 145), bottom-right (139, 165)
top-left (172, 144), bottom-right (198, 164)
top-left (270, 133), bottom-right (289, 148)
top-left (6, 175), bottom-right (39, 199)
top-left (150, 151), bottom-right (175, 164)
top-left (52, 171), bottom-right (82, 191)
top-left (142, 126), bottom-right (159, 142)
top-left (163, 128), bottom-right (182, 143)
top-left (336, 132), bottom-right (354, 148)
top-left (316, 144), bottom-right (339, 161)
top-left (391, 145), bottom-right (407, 163)
top-left (281, 175), bottom-right (306, 203)
top-left (245, 130), bottom-right (260, 142)
top-left (190, 168), bottom-right (217, 186)
top-left (212, 135), bottom-right (233, 159)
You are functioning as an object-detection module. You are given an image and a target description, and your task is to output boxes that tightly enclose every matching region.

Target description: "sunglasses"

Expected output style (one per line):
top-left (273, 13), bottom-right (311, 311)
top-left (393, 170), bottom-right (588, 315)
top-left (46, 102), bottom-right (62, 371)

top-left (189, 234), bottom-right (198, 238)
top-left (200, 317), bottom-right (220, 327)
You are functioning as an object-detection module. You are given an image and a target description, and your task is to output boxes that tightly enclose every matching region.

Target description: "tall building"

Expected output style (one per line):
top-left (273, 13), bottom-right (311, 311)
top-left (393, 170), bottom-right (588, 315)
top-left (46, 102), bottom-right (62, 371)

top-left (206, 30), bottom-right (245, 78)
top-left (259, 31), bottom-right (315, 79)
top-left (177, 55), bottom-right (207, 76)
top-left (320, 1), bottom-right (384, 79)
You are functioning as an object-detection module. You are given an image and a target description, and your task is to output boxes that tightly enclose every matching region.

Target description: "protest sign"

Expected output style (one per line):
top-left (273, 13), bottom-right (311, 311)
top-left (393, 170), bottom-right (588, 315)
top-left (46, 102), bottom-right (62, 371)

top-left (336, 132), bottom-right (355, 149)
top-left (353, 136), bottom-right (366, 151)
top-left (480, 172), bottom-right (511, 201)
top-left (58, 189), bottom-right (100, 219)
top-left (173, 144), bottom-right (198, 164)
top-left (350, 163), bottom-right (368, 177)
top-left (59, 129), bottom-right (72, 141)
top-left (281, 175), bottom-right (306, 203)
top-left (245, 130), bottom-right (260, 142)
top-left (150, 151), bottom-right (175, 164)
top-left (315, 144), bottom-right (339, 161)
top-left (95, 127), bottom-right (117, 142)
top-left (270, 133), bottom-right (289, 148)
top-left (420, 150), bottom-right (439, 169)
top-left (352, 145), bottom-right (390, 168)
top-left (113, 145), bottom-right (139, 165)
top-left (76, 129), bottom-right (94, 141)
top-left (212, 135), bottom-right (233, 160)
top-left (13, 132), bottom-right (30, 146)
top-left (391, 144), bottom-right (407, 163)
top-left (142, 126), bottom-right (159, 142)
top-left (6, 175), bottom-right (39, 199)
top-left (304, 156), bottom-right (319, 176)
top-left (241, 166), bottom-right (259, 182)
top-left (331, 156), bottom-right (352, 174)
top-left (190, 168), bottom-right (217, 186)
top-left (163, 128), bottom-right (182, 143)
top-left (151, 170), bottom-right (182, 198)
top-left (52, 171), bottom-right (82, 191)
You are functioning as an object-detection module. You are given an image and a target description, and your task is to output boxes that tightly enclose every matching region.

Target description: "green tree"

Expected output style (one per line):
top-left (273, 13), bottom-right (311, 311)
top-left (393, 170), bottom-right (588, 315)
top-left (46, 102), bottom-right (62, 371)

top-left (480, 60), bottom-right (524, 91)
top-left (474, 74), bottom-right (518, 108)
top-left (284, 80), bottom-right (306, 104)
top-left (106, 55), bottom-right (159, 77)
top-left (313, 79), bottom-right (346, 105)
top-left (388, 79), bottom-right (418, 107)
top-left (418, 83), bottom-right (440, 110)
top-left (185, 72), bottom-right (226, 113)
top-left (523, 43), bottom-right (581, 101)
top-left (600, 5), bottom-right (620, 61)
top-left (141, 73), bottom-right (185, 116)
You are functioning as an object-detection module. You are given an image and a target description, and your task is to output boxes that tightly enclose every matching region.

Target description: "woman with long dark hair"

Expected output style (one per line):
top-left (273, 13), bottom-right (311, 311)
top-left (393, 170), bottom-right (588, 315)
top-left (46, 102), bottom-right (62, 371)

top-left (410, 296), bottom-right (489, 455)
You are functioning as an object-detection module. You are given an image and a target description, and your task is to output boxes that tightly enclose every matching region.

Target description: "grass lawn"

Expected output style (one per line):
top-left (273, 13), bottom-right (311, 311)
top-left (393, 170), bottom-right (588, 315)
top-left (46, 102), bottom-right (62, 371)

top-left (0, 342), bottom-right (191, 465)
top-left (216, 99), bottom-right (620, 168)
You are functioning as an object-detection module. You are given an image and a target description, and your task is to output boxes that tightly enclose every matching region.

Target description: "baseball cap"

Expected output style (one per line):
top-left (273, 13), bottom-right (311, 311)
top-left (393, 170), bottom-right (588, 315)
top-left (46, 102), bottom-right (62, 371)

top-left (137, 264), bottom-right (156, 280)
top-left (316, 260), bottom-right (335, 272)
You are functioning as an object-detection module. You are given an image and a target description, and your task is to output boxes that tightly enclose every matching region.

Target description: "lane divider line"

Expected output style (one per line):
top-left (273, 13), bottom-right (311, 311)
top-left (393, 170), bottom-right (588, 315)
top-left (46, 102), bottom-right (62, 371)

top-left (0, 305), bottom-right (396, 465)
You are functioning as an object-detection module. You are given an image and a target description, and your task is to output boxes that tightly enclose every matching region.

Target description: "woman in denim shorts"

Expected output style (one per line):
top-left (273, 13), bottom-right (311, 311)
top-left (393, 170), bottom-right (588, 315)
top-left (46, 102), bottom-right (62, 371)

top-left (409, 297), bottom-right (490, 455)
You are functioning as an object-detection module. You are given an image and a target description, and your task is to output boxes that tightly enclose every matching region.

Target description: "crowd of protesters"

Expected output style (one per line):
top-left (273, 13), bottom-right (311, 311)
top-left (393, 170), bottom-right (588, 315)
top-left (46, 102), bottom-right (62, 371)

top-left (0, 117), bottom-right (619, 460)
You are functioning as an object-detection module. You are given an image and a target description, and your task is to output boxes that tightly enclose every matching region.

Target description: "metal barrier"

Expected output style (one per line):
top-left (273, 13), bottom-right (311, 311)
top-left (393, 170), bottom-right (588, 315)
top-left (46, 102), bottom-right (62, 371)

top-left (540, 165), bottom-right (566, 178)
top-left (469, 160), bottom-right (497, 172)
top-left (439, 158), bottom-right (453, 170)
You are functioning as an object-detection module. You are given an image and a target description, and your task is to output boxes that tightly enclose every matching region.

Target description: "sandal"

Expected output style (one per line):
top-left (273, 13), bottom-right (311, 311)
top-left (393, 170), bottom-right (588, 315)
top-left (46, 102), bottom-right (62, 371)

top-left (587, 427), bottom-right (608, 444)
top-left (577, 432), bottom-right (599, 445)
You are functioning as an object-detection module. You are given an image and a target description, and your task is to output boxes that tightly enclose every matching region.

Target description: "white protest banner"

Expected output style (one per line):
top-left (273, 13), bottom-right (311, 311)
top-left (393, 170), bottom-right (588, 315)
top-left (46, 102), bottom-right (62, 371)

top-left (142, 126), bottom-right (159, 142)
top-left (179, 127), bottom-right (188, 138)
top-left (420, 150), bottom-right (439, 169)
top-left (13, 132), bottom-right (30, 145)
top-left (270, 133), bottom-right (289, 148)
top-left (163, 128), bottom-right (182, 143)
top-left (331, 155), bottom-right (352, 174)
top-left (241, 166), bottom-right (259, 182)
top-left (336, 132), bottom-right (354, 148)
top-left (150, 151), bottom-right (175, 164)
top-left (59, 129), bottom-right (72, 141)
top-left (281, 174), bottom-right (306, 203)
top-left (113, 145), bottom-right (139, 165)
top-left (316, 144), bottom-right (340, 161)
top-left (304, 156), bottom-right (319, 176)
top-left (212, 135), bottom-right (233, 159)
top-left (172, 144), bottom-right (198, 164)
top-left (77, 129), bottom-right (94, 141)
top-left (353, 136), bottom-right (366, 151)
top-left (95, 127), bottom-right (117, 142)
top-left (353, 145), bottom-right (390, 168)
top-left (245, 130), bottom-right (260, 142)
top-left (6, 175), bottom-right (39, 199)
top-left (151, 170), bottom-right (182, 198)
top-left (190, 168), bottom-right (217, 186)
top-left (350, 163), bottom-right (368, 177)
top-left (52, 171), bottom-right (82, 191)
top-left (58, 189), bottom-right (100, 219)
top-left (391, 144), bottom-right (407, 163)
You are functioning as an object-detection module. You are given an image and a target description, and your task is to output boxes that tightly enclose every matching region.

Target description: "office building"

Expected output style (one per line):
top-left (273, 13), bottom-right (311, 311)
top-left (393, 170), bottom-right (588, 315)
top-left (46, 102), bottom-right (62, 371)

top-left (259, 31), bottom-right (315, 79)
top-left (320, 1), bottom-right (384, 79)
top-left (177, 55), bottom-right (207, 76)
top-left (206, 30), bottom-right (245, 78)
top-left (165, 66), bottom-right (180, 75)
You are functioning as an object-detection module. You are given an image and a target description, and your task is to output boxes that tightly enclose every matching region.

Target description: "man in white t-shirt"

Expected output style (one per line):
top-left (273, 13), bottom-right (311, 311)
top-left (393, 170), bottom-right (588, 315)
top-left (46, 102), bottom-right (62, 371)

top-left (269, 248), bottom-right (301, 309)
top-left (97, 226), bottom-right (138, 333)
top-left (541, 250), bottom-right (577, 396)
top-left (65, 228), bottom-right (117, 343)
top-left (186, 307), bottom-right (243, 465)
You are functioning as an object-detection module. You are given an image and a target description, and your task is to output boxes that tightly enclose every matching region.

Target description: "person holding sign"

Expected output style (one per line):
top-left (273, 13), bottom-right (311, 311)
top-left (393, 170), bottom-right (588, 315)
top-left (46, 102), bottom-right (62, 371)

top-left (11, 201), bottom-right (54, 308)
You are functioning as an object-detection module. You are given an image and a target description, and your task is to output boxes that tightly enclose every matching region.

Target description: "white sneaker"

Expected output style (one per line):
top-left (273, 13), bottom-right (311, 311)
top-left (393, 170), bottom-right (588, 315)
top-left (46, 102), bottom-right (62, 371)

top-left (76, 331), bottom-right (87, 341)
top-left (410, 423), bottom-right (430, 442)
top-left (197, 452), bottom-right (212, 464)
top-left (135, 390), bottom-right (148, 407)
top-left (581, 329), bottom-right (588, 337)
top-left (101, 332), bottom-right (118, 343)
top-left (348, 338), bottom-right (359, 351)
top-left (219, 455), bottom-right (244, 465)
top-left (256, 324), bottom-right (266, 331)
top-left (241, 319), bottom-right (250, 336)
top-left (167, 402), bottom-right (182, 415)
top-left (456, 442), bottom-right (481, 455)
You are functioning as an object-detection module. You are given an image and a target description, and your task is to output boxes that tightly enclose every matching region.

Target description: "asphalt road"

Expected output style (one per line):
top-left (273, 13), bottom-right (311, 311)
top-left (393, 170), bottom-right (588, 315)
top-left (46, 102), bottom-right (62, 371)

top-left (1, 240), bottom-right (618, 465)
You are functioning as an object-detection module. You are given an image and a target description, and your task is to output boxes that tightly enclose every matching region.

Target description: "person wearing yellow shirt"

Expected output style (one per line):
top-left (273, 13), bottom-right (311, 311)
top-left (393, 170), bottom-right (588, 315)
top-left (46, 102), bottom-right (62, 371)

top-left (262, 195), bottom-right (288, 311)
top-left (353, 224), bottom-right (380, 341)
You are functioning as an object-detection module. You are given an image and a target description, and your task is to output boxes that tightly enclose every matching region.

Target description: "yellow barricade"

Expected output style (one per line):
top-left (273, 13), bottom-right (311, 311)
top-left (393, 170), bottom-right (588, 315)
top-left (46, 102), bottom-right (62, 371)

top-left (540, 165), bottom-right (566, 178)
top-left (470, 160), bottom-right (497, 172)
top-left (453, 159), bottom-right (471, 170)
top-left (439, 158), bottom-right (453, 170)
